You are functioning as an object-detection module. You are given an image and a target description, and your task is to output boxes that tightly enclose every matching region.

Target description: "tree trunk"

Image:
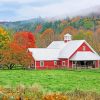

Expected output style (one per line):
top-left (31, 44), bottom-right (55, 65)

top-left (7, 64), bottom-right (14, 70)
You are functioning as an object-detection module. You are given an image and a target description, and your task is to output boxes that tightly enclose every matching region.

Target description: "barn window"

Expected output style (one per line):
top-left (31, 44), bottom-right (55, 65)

top-left (83, 46), bottom-right (86, 51)
top-left (62, 61), bottom-right (66, 66)
top-left (40, 61), bottom-right (44, 67)
top-left (54, 61), bottom-right (57, 65)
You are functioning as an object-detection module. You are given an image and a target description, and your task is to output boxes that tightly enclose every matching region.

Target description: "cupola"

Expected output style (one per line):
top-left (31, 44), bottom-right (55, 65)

top-left (64, 33), bottom-right (72, 42)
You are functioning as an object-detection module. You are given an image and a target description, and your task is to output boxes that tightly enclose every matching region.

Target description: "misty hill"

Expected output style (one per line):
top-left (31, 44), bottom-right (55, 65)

top-left (0, 17), bottom-right (45, 32)
top-left (1, 6), bottom-right (100, 34)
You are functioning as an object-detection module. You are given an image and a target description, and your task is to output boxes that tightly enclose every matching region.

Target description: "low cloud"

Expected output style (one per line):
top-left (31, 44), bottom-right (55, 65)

top-left (0, 0), bottom-right (100, 21)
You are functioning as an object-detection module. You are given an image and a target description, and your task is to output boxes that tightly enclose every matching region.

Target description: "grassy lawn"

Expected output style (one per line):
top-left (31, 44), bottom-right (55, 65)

top-left (0, 69), bottom-right (100, 92)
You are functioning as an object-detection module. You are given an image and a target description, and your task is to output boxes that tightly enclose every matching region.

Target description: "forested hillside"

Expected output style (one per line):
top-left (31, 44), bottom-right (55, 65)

top-left (0, 16), bottom-right (100, 53)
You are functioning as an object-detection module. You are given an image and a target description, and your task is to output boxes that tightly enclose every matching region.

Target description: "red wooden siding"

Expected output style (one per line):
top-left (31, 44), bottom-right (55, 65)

top-left (95, 60), bottom-right (99, 68)
top-left (36, 61), bottom-right (58, 69)
top-left (58, 59), bottom-right (73, 68)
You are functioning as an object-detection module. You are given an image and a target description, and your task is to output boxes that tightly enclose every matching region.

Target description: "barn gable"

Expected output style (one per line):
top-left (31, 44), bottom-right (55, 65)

top-left (58, 40), bottom-right (85, 58)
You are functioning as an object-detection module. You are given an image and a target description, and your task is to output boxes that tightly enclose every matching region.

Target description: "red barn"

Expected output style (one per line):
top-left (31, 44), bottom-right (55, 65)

top-left (28, 33), bottom-right (100, 69)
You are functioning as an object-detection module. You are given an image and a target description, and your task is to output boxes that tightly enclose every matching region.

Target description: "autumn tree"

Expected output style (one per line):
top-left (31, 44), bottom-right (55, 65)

top-left (14, 31), bottom-right (36, 49)
top-left (0, 31), bottom-right (36, 69)
top-left (0, 27), bottom-right (10, 49)
top-left (34, 24), bottom-right (42, 34)
top-left (60, 26), bottom-right (78, 40)
top-left (0, 42), bottom-right (32, 69)
top-left (40, 28), bottom-right (55, 47)
top-left (94, 28), bottom-right (100, 52)
top-left (73, 29), bottom-right (99, 53)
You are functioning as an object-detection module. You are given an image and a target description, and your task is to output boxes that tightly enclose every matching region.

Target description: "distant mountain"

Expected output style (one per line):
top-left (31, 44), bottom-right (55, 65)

top-left (1, 6), bottom-right (100, 33)
top-left (0, 17), bottom-right (46, 32)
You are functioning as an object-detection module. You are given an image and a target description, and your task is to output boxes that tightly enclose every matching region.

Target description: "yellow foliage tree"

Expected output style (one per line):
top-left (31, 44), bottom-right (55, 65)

top-left (0, 27), bottom-right (10, 48)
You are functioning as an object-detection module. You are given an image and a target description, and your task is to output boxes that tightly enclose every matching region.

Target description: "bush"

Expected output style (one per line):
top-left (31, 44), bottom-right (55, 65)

top-left (0, 85), bottom-right (100, 100)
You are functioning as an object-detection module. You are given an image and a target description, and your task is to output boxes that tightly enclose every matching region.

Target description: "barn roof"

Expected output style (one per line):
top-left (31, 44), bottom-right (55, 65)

top-left (58, 40), bottom-right (85, 58)
top-left (29, 40), bottom-right (100, 61)
top-left (64, 33), bottom-right (72, 36)
top-left (70, 51), bottom-right (100, 61)
top-left (28, 48), bottom-right (60, 60)
top-left (47, 41), bottom-right (67, 49)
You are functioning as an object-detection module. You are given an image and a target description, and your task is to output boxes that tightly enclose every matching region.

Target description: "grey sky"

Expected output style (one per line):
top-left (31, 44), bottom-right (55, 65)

top-left (0, 0), bottom-right (100, 21)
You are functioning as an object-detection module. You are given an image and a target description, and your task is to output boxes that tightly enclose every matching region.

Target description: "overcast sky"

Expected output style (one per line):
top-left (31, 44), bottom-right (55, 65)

top-left (0, 0), bottom-right (100, 21)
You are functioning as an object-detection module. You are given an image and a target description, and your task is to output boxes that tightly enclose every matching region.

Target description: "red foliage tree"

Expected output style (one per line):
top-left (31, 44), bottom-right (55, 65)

top-left (14, 31), bottom-right (36, 49)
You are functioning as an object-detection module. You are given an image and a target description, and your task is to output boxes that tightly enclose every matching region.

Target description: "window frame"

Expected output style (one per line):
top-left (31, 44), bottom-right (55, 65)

top-left (40, 61), bottom-right (44, 67)
top-left (62, 61), bottom-right (66, 66)
top-left (83, 46), bottom-right (86, 51)
top-left (54, 61), bottom-right (57, 65)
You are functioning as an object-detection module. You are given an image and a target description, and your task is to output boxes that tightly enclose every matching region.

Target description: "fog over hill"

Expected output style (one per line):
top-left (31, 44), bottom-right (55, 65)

top-left (0, 5), bottom-right (100, 33)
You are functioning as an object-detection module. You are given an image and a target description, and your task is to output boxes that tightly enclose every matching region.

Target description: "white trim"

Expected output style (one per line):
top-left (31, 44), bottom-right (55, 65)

top-left (54, 61), bottom-right (57, 65)
top-left (40, 61), bottom-right (44, 67)
top-left (69, 40), bottom-right (99, 60)
top-left (84, 41), bottom-right (98, 55)
top-left (68, 59), bottom-right (69, 68)
top-left (62, 61), bottom-right (66, 66)
top-left (35, 61), bottom-right (36, 69)
top-left (83, 46), bottom-right (86, 51)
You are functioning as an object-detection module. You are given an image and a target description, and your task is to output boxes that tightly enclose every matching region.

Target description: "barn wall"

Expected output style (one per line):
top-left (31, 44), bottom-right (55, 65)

top-left (58, 59), bottom-right (72, 68)
top-left (36, 60), bottom-right (58, 69)
top-left (59, 59), bottom-right (68, 68)
top-left (69, 61), bottom-right (72, 68)
top-left (95, 60), bottom-right (99, 68)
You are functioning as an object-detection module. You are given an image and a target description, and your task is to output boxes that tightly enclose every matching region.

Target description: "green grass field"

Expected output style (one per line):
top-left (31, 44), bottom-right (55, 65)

top-left (0, 69), bottom-right (100, 92)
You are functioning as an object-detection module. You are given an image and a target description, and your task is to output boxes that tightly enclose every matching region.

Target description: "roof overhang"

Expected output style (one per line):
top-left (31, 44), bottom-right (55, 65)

top-left (70, 51), bottom-right (100, 61)
top-left (28, 48), bottom-right (60, 61)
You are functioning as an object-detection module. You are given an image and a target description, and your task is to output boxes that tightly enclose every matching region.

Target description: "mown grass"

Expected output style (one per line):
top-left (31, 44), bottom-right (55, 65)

top-left (0, 69), bottom-right (100, 93)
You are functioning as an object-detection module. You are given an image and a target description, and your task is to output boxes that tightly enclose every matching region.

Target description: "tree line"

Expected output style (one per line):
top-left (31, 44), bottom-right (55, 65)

top-left (0, 16), bottom-right (100, 69)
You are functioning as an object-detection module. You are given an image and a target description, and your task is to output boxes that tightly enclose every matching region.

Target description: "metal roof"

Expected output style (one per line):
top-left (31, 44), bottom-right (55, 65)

top-left (28, 40), bottom-right (100, 61)
top-left (70, 51), bottom-right (100, 61)
top-left (28, 48), bottom-right (60, 60)
top-left (59, 40), bottom-right (85, 58)
top-left (64, 33), bottom-right (72, 36)
top-left (47, 41), bottom-right (66, 49)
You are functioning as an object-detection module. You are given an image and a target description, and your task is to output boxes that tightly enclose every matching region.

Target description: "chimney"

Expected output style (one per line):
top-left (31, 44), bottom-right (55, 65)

top-left (64, 33), bottom-right (72, 42)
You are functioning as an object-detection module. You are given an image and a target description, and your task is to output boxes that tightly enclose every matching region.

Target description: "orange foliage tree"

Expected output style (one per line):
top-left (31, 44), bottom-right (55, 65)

top-left (60, 26), bottom-right (78, 40)
top-left (0, 41), bottom-right (33, 69)
top-left (40, 28), bottom-right (55, 47)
